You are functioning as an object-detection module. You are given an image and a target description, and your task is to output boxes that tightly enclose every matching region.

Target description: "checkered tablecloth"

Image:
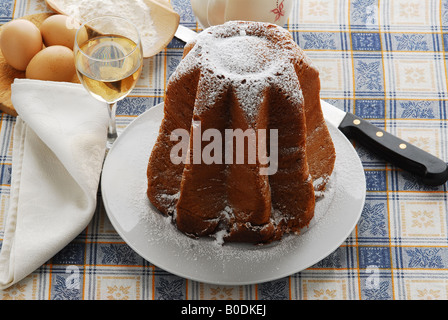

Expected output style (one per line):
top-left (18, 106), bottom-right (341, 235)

top-left (0, 0), bottom-right (447, 300)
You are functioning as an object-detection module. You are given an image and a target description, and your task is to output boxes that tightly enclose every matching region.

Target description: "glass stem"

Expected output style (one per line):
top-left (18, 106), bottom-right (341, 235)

top-left (106, 102), bottom-right (118, 150)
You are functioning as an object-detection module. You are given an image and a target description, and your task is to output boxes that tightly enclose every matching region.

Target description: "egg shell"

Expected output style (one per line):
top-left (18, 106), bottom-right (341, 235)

top-left (40, 14), bottom-right (81, 50)
top-left (26, 45), bottom-right (76, 82)
top-left (0, 19), bottom-right (43, 71)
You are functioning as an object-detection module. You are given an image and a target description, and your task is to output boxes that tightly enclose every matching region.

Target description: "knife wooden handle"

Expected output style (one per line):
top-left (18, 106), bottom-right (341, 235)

top-left (338, 112), bottom-right (448, 186)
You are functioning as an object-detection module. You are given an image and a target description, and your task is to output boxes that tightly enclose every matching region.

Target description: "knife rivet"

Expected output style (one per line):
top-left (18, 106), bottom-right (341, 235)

top-left (399, 143), bottom-right (407, 149)
top-left (353, 119), bottom-right (361, 125)
top-left (376, 131), bottom-right (384, 137)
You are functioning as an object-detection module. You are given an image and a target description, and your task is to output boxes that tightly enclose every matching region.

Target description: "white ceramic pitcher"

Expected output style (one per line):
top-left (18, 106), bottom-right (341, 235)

top-left (190, 0), bottom-right (294, 28)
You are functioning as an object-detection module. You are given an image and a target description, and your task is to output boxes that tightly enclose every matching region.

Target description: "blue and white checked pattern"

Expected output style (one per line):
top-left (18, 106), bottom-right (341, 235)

top-left (0, 0), bottom-right (447, 300)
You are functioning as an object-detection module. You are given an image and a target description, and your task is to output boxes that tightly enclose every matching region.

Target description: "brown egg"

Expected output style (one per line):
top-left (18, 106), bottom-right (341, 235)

top-left (40, 14), bottom-right (84, 50)
top-left (26, 45), bottom-right (76, 82)
top-left (0, 19), bottom-right (43, 71)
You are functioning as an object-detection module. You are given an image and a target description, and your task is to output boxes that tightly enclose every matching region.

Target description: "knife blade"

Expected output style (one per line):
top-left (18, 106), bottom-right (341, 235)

top-left (321, 100), bottom-right (448, 186)
top-left (174, 25), bottom-right (198, 43)
top-left (173, 26), bottom-right (448, 186)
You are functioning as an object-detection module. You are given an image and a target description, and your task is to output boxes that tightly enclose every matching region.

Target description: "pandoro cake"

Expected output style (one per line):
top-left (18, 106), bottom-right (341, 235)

top-left (146, 21), bottom-right (336, 244)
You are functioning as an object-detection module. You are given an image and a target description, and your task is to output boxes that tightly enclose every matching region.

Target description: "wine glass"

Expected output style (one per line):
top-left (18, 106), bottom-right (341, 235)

top-left (74, 16), bottom-right (143, 150)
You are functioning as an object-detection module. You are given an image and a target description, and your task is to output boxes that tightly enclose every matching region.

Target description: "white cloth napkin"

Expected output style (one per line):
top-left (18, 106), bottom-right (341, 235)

top-left (0, 79), bottom-right (109, 290)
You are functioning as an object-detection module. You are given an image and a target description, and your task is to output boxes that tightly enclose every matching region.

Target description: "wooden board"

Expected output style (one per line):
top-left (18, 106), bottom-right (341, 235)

top-left (0, 12), bottom-right (79, 117)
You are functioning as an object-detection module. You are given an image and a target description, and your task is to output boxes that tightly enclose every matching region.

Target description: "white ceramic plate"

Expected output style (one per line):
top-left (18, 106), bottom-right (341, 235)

top-left (101, 103), bottom-right (366, 285)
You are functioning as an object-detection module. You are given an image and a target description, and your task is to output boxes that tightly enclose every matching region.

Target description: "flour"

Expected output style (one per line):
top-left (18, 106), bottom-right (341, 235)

top-left (50, 0), bottom-right (158, 57)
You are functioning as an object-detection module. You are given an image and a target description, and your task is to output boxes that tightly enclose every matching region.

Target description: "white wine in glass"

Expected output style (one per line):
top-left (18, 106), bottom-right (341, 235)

top-left (74, 16), bottom-right (143, 150)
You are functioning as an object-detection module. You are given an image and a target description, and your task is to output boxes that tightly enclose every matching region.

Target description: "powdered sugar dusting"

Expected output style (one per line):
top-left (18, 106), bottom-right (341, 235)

top-left (171, 21), bottom-right (304, 124)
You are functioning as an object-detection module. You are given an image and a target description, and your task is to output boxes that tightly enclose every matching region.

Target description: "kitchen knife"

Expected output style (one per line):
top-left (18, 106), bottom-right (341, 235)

top-left (174, 26), bottom-right (448, 186)
top-left (321, 100), bottom-right (448, 186)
